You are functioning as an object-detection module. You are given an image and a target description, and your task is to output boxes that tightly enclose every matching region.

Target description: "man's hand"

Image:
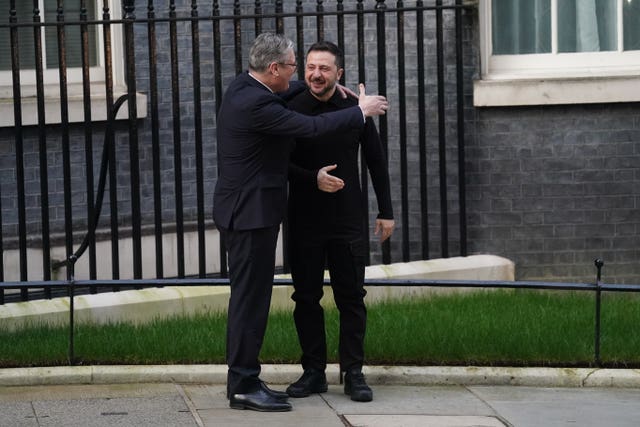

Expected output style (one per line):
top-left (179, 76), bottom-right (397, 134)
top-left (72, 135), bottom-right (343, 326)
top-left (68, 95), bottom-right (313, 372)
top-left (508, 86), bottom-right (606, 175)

top-left (358, 83), bottom-right (389, 117)
top-left (317, 164), bottom-right (345, 193)
top-left (336, 83), bottom-right (358, 99)
top-left (375, 218), bottom-right (395, 243)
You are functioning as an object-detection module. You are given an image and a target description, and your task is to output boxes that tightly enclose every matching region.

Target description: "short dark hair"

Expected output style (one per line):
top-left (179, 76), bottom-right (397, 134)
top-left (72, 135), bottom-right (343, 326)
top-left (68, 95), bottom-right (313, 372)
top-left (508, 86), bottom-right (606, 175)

top-left (306, 41), bottom-right (344, 69)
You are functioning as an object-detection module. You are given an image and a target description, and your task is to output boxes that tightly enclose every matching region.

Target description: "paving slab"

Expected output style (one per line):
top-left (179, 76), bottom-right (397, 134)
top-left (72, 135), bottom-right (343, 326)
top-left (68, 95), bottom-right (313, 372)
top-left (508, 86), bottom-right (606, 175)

top-left (0, 402), bottom-right (38, 427)
top-left (323, 385), bottom-right (496, 416)
top-left (342, 415), bottom-right (506, 427)
top-left (0, 383), bottom-right (198, 427)
top-left (183, 384), bottom-right (344, 427)
top-left (469, 386), bottom-right (640, 427)
top-left (31, 395), bottom-right (196, 427)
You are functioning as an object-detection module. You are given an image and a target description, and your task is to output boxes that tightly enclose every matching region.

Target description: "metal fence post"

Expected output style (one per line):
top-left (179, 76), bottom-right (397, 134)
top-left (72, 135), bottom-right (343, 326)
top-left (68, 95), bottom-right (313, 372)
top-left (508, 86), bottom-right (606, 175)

top-left (68, 255), bottom-right (77, 365)
top-left (123, 0), bottom-right (142, 280)
top-left (594, 259), bottom-right (604, 367)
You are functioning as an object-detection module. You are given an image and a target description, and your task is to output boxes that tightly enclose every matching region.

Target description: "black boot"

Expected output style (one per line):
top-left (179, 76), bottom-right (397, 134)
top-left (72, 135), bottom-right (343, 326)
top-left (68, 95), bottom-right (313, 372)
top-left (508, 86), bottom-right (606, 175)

top-left (344, 369), bottom-right (372, 402)
top-left (286, 369), bottom-right (328, 398)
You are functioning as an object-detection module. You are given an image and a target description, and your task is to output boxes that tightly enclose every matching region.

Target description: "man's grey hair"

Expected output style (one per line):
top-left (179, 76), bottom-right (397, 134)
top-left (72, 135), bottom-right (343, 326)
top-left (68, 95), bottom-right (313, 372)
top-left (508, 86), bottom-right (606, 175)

top-left (249, 33), bottom-right (295, 72)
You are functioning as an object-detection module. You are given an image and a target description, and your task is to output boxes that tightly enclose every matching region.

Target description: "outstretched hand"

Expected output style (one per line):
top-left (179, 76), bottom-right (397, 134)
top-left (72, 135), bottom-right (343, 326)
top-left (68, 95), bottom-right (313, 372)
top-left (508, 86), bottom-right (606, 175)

top-left (358, 83), bottom-right (389, 117)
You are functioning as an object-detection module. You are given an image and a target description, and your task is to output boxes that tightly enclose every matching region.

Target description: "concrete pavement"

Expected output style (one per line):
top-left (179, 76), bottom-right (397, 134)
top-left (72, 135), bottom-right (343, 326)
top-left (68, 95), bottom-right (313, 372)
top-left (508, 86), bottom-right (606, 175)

top-left (1, 365), bottom-right (640, 426)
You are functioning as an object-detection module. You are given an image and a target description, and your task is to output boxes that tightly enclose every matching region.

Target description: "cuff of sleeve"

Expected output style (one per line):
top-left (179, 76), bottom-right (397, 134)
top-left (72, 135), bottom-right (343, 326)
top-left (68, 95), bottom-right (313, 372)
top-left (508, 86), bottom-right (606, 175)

top-left (310, 169), bottom-right (320, 186)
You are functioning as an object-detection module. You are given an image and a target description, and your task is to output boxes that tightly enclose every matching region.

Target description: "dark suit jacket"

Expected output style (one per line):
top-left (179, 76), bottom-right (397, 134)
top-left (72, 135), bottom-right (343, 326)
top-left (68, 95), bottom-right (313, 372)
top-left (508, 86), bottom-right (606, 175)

top-left (213, 71), bottom-right (365, 231)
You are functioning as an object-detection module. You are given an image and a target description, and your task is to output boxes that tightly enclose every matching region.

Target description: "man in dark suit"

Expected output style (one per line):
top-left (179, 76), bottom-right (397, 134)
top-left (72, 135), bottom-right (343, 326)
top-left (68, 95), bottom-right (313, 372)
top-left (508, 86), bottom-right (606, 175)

top-left (285, 41), bottom-right (395, 403)
top-left (213, 32), bottom-right (388, 412)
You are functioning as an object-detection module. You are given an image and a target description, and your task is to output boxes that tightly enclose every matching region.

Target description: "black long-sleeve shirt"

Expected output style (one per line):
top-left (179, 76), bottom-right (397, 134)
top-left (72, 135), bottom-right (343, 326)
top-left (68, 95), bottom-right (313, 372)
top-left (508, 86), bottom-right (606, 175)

top-left (287, 89), bottom-right (394, 240)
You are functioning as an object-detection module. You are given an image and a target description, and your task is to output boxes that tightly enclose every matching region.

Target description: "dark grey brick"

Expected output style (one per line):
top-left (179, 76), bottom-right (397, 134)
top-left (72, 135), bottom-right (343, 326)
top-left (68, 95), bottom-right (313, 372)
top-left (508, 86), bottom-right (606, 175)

top-left (0, 1), bottom-right (638, 285)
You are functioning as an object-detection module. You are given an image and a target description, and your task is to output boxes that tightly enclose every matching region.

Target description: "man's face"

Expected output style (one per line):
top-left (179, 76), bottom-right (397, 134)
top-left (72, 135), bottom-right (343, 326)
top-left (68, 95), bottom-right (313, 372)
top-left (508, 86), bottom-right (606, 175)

top-left (304, 50), bottom-right (343, 101)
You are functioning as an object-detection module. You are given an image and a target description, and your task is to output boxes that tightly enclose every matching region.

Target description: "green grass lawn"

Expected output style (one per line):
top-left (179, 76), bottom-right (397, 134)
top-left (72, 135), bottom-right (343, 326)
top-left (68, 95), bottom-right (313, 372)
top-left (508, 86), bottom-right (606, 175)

top-left (1, 289), bottom-right (639, 368)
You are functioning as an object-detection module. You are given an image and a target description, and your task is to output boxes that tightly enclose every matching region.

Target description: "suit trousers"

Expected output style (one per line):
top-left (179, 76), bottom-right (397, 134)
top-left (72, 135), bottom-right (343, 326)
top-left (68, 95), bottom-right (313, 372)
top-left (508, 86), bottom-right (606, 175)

top-left (221, 224), bottom-right (280, 395)
top-left (289, 236), bottom-right (367, 372)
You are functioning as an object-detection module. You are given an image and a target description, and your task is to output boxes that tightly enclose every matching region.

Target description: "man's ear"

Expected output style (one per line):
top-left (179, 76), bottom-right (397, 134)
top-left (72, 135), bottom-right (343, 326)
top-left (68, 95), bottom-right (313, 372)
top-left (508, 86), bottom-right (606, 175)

top-left (337, 68), bottom-right (344, 81)
top-left (268, 62), bottom-right (279, 77)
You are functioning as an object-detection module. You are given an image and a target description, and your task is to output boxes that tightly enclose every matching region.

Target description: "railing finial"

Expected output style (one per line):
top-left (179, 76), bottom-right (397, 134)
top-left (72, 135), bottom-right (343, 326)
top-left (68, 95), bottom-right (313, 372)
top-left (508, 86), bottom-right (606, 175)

top-left (123, 0), bottom-right (135, 18)
top-left (595, 258), bottom-right (604, 284)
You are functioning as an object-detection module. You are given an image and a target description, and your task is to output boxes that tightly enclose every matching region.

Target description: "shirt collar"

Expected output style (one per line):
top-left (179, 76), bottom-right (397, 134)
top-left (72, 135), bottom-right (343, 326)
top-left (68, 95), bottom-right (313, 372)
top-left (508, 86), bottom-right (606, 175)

top-left (248, 71), bottom-right (274, 93)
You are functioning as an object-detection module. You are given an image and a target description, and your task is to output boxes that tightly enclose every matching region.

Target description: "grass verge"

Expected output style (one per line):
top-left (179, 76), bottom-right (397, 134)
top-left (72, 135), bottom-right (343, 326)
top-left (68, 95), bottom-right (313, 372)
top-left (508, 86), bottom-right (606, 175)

top-left (1, 289), bottom-right (639, 368)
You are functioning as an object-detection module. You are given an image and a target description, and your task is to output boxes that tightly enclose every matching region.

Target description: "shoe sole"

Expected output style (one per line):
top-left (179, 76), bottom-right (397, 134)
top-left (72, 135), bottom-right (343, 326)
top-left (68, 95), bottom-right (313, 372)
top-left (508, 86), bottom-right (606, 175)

top-left (348, 393), bottom-right (373, 402)
top-left (344, 386), bottom-right (373, 402)
top-left (229, 402), bottom-right (292, 412)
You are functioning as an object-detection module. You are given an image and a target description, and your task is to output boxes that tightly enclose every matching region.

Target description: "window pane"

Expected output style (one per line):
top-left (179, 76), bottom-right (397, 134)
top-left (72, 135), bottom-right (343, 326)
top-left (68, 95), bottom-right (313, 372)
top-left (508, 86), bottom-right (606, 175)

top-left (0, 1), bottom-right (37, 70)
top-left (492, 0), bottom-right (551, 54)
top-left (0, 1), bottom-right (98, 71)
top-left (558, 0), bottom-right (616, 52)
top-left (624, 0), bottom-right (640, 51)
top-left (45, 0), bottom-right (98, 68)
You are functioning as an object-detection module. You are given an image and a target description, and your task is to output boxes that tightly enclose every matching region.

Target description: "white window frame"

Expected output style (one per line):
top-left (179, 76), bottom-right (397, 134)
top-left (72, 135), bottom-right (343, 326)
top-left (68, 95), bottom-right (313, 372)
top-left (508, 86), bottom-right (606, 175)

top-left (0, 1), bottom-right (145, 127)
top-left (474, 0), bottom-right (640, 106)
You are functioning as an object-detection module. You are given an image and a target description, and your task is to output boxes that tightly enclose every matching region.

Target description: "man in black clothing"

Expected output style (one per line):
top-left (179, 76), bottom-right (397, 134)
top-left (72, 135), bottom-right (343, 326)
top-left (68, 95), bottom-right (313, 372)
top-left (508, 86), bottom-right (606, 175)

top-left (286, 41), bottom-right (395, 402)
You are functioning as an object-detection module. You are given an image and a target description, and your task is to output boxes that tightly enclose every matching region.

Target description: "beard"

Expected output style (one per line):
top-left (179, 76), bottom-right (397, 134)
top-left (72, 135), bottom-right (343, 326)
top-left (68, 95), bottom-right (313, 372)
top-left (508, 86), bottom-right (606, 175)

top-left (308, 78), bottom-right (336, 99)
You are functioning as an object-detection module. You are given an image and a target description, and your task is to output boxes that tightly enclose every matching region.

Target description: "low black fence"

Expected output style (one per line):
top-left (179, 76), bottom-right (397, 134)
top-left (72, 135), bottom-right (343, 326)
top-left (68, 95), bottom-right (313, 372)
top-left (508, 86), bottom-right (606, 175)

top-left (2, 259), bottom-right (640, 367)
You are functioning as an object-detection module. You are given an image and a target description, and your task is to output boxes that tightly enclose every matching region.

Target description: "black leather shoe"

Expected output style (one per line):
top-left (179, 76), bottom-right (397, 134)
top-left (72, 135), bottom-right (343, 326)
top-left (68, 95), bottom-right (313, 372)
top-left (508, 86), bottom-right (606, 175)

top-left (286, 369), bottom-right (328, 398)
top-left (229, 388), bottom-right (292, 412)
top-left (344, 369), bottom-right (373, 402)
top-left (260, 381), bottom-right (289, 400)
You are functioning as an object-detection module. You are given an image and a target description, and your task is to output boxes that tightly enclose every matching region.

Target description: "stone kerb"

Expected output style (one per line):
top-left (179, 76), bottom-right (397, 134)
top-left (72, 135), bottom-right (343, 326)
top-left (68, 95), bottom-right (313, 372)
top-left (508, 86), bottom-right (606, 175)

top-left (0, 255), bottom-right (514, 331)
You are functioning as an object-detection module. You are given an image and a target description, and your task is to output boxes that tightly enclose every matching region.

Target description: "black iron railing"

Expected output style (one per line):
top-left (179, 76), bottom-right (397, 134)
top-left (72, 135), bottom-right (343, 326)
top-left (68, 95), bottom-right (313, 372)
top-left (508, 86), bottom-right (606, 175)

top-left (0, 1), bottom-right (473, 304)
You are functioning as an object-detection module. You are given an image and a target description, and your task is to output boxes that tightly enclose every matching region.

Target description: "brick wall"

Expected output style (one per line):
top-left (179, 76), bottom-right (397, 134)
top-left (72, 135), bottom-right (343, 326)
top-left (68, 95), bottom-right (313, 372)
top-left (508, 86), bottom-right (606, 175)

top-left (467, 104), bottom-right (640, 283)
